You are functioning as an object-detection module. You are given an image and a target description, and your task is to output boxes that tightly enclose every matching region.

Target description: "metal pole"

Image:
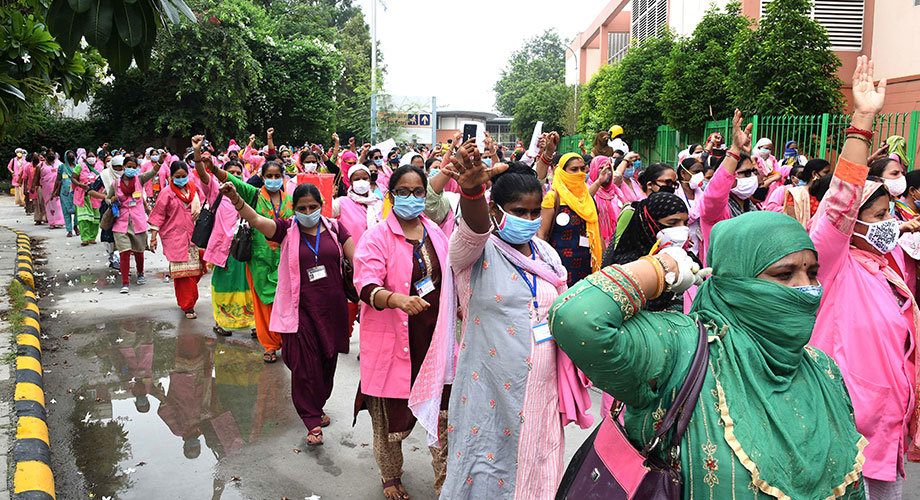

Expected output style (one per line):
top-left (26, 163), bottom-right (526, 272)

top-left (564, 45), bottom-right (578, 134)
top-left (370, 0), bottom-right (377, 143)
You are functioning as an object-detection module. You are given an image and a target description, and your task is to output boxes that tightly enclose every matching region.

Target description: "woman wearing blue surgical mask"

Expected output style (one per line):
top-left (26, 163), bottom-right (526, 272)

top-left (610, 152), bottom-right (645, 204)
top-left (208, 152), bottom-right (293, 364)
top-left (439, 143), bottom-right (592, 500)
top-left (352, 163), bottom-right (455, 500)
top-left (107, 155), bottom-right (162, 293)
top-left (220, 180), bottom-right (354, 447)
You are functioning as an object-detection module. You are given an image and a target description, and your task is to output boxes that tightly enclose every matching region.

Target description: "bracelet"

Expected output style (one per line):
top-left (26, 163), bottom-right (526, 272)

top-left (541, 153), bottom-right (554, 164)
top-left (653, 254), bottom-right (677, 292)
top-left (639, 256), bottom-right (665, 300)
top-left (369, 286), bottom-right (385, 311)
top-left (845, 126), bottom-right (873, 140)
top-left (385, 291), bottom-right (395, 309)
top-left (234, 201), bottom-right (244, 210)
top-left (725, 151), bottom-right (740, 161)
top-left (846, 134), bottom-right (872, 147)
top-left (460, 184), bottom-right (486, 200)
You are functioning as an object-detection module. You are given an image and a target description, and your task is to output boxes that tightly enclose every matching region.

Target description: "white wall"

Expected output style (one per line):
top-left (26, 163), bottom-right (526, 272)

top-left (872, 0), bottom-right (920, 79)
top-left (668, 0), bottom-right (733, 37)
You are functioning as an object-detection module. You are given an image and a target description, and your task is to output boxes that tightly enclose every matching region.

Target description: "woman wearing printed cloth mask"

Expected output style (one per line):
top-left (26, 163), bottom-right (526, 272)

top-left (551, 208), bottom-right (867, 498)
top-left (149, 152), bottom-right (208, 319)
top-left (676, 156), bottom-right (705, 254)
top-left (699, 115), bottom-right (760, 264)
top-left (538, 153), bottom-right (605, 287)
top-left (222, 180), bottom-right (354, 447)
top-left (782, 140), bottom-right (808, 167)
top-left (439, 144), bottom-right (592, 500)
top-left (352, 164), bottom-right (455, 500)
top-left (209, 153), bottom-right (294, 364)
top-left (106, 156), bottom-right (162, 293)
top-left (810, 56), bottom-right (916, 500)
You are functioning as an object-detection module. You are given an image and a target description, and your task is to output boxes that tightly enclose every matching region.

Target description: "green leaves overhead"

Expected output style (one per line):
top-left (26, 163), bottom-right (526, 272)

top-left (68, 0), bottom-right (92, 13)
top-left (114, 1), bottom-right (143, 47)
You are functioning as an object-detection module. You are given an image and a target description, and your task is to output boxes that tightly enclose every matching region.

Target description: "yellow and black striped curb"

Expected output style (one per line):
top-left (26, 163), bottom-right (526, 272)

top-left (9, 230), bottom-right (54, 500)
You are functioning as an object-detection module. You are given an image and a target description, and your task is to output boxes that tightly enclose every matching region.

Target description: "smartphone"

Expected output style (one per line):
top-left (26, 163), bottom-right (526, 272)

top-left (462, 123), bottom-right (477, 143)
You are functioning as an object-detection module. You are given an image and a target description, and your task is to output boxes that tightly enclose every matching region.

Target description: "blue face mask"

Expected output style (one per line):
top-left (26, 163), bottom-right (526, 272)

top-left (482, 158), bottom-right (493, 167)
top-left (374, 159), bottom-right (384, 167)
top-left (793, 283), bottom-right (822, 298)
top-left (124, 168), bottom-right (138, 178)
top-left (392, 195), bottom-right (426, 220)
top-left (295, 210), bottom-right (321, 228)
top-left (633, 160), bottom-right (642, 170)
top-left (172, 176), bottom-right (189, 188)
top-left (151, 155), bottom-right (160, 163)
top-left (428, 169), bottom-right (440, 178)
top-left (623, 166), bottom-right (636, 178)
top-left (264, 178), bottom-right (284, 192)
top-left (796, 179), bottom-right (807, 186)
top-left (495, 205), bottom-right (541, 245)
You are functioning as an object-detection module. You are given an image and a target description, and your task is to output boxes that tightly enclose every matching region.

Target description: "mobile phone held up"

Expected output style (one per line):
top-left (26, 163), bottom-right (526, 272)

top-left (462, 123), bottom-right (477, 144)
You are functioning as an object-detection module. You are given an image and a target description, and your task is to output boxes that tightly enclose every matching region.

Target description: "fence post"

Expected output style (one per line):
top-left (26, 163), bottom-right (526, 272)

top-left (751, 115), bottom-right (759, 148)
top-left (819, 113), bottom-right (830, 160)
top-left (908, 111), bottom-right (919, 169)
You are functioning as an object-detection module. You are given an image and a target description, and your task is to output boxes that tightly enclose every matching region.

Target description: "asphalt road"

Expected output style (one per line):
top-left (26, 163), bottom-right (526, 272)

top-left (3, 194), bottom-right (920, 500)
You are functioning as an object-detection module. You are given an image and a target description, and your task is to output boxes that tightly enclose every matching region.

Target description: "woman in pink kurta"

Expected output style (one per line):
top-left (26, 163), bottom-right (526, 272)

top-left (588, 155), bottom-right (623, 245)
top-left (810, 58), bottom-right (918, 500)
top-left (39, 157), bottom-right (65, 228)
top-left (610, 154), bottom-right (645, 205)
top-left (9, 148), bottom-right (27, 206)
top-left (352, 164), bottom-right (455, 500)
top-left (21, 156), bottom-right (36, 214)
top-left (107, 156), bottom-right (161, 293)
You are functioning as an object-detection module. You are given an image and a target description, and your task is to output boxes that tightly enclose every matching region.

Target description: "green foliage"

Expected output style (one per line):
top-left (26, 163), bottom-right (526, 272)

top-left (512, 82), bottom-right (571, 145)
top-left (494, 29), bottom-right (566, 117)
top-left (579, 32), bottom-right (674, 144)
top-left (45, 0), bottom-right (196, 73)
top-left (728, 0), bottom-right (843, 115)
top-left (0, 108), bottom-right (105, 162)
top-left (661, 2), bottom-right (750, 135)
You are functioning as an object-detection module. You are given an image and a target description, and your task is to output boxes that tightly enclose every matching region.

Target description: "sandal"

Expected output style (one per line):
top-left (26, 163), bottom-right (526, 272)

top-left (307, 427), bottom-right (323, 446)
top-left (185, 310), bottom-right (197, 319)
top-left (262, 351), bottom-right (277, 363)
top-left (251, 329), bottom-right (258, 339)
top-left (320, 414), bottom-right (331, 428)
top-left (213, 325), bottom-right (232, 337)
top-left (381, 478), bottom-right (410, 500)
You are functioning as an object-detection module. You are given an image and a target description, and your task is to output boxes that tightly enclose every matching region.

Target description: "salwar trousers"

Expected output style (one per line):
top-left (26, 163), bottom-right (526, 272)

top-left (280, 330), bottom-right (337, 430)
top-left (245, 266), bottom-right (281, 351)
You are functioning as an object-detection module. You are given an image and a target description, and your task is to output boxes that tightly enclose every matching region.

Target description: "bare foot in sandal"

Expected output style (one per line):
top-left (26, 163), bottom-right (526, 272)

top-left (307, 427), bottom-right (323, 446)
top-left (262, 350), bottom-right (277, 363)
top-left (381, 478), bottom-right (409, 500)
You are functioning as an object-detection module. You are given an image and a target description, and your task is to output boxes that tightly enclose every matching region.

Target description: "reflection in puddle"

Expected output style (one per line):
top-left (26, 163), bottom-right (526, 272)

top-left (72, 318), bottom-right (292, 499)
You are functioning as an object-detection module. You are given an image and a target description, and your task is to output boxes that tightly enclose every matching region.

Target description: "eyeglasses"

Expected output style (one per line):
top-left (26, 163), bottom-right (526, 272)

top-left (654, 179), bottom-right (678, 188)
top-left (372, 155), bottom-right (382, 160)
top-left (736, 169), bottom-right (756, 178)
top-left (345, 161), bottom-right (357, 166)
top-left (393, 188), bottom-right (426, 198)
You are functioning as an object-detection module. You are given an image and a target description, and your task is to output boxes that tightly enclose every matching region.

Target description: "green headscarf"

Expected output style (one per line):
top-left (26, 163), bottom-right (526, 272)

top-left (690, 211), bottom-right (865, 499)
top-left (887, 135), bottom-right (909, 167)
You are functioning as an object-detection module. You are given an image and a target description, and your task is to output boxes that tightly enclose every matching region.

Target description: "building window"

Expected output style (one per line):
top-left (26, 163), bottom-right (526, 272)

top-left (761, 0), bottom-right (864, 51)
top-left (631, 0), bottom-right (667, 45)
top-left (608, 32), bottom-right (630, 63)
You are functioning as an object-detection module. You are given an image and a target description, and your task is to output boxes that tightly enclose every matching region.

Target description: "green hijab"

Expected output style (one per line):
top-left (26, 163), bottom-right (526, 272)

top-left (690, 211), bottom-right (865, 499)
top-left (887, 135), bottom-right (909, 166)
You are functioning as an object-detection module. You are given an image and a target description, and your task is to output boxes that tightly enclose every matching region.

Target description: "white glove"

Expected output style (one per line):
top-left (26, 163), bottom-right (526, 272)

top-left (658, 246), bottom-right (712, 294)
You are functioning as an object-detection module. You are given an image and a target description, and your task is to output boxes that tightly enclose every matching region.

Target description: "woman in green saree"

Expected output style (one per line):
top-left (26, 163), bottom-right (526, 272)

top-left (550, 110), bottom-right (868, 499)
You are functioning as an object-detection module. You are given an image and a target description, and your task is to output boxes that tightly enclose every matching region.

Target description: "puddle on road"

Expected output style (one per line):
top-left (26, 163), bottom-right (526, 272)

top-left (69, 318), bottom-right (293, 500)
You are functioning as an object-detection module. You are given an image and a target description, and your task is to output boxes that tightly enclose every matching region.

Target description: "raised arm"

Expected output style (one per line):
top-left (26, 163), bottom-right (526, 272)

top-left (191, 135), bottom-right (212, 185)
top-left (266, 128), bottom-right (276, 155)
top-left (700, 109), bottom-right (752, 224)
top-left (534, 132), bottom-right (559, 181)
top-left (219, 182), bottom-right (278, 239)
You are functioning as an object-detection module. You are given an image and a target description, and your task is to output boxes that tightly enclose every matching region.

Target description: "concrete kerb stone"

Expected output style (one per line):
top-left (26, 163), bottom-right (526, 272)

top-left (6, 230), bottom-right (53, 500)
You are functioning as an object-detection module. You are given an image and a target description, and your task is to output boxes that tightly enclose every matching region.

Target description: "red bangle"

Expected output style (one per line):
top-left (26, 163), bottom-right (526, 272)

top-left (385, 292), bottom-right (394, 308)
top-left (541, 153), bottom-right (554, 164)
top-left (725, 151), bottom-right (740, 161)
top-left (460, 184), bottom-right (486, 200)
top-left (845, 126), bottom-right (873, 140)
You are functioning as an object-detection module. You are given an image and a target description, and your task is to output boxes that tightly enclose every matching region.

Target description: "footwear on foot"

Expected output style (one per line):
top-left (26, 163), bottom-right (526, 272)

top-left (136, 274), bottom-right (146, 285)
top-left (320, 414), bottom-right (331, 428)
top-left (262, 351), bottom-right (277, 363)
top-left (251, 329), bottom-right (258, 339)
top-left (120, 286), bottom-right (129, 294)
top-left (307, 427), bottom-right (323, 446)
top-left (213, 325), bottom-right (232, 337)
top-left (66, 231), bottom-right (74, 237)
top-left (184, 310), bottom-right (197, 319)
top-left (381, 478), bottom-right (410, 500)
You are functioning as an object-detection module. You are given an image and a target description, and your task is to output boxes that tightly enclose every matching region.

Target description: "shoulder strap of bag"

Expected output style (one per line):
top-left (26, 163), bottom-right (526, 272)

top-left (641, 319), bottom-right (710, 456)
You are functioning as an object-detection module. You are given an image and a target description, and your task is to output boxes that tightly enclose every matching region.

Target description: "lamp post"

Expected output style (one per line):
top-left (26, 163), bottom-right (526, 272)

top-left (563, 45), bottom-right (578, 134)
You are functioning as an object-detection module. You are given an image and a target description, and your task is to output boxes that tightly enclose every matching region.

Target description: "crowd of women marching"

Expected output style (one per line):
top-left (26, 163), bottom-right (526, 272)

top-left (6, 57), bottom-right (919, 499)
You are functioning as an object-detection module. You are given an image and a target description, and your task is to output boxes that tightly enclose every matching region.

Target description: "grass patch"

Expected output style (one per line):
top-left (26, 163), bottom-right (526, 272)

top-left (7, 280), bottom-right (26, 334)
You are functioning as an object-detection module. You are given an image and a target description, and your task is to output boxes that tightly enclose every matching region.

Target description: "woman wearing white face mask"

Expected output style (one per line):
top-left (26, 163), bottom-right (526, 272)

top-left (810, 56), bottom-right (918, 500)
top-left (753, 137), bottom-right (779, 177)
top-left (220, 180), bottom-right (355, 447)
top-left (676, 156), bottom-right (705, 255)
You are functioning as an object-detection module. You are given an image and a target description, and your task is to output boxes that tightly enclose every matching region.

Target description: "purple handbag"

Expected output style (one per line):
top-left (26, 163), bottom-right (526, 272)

top-left (555, 320), bottom-right (710, 500)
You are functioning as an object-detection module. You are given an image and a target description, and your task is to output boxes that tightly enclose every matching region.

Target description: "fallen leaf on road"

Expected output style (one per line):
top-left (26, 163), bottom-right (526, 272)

top-left (360, 443), bottom-right (369, 447)
top-left (293, 448), bottom-right (301, 454)
top-left (230, 476), bottom-right (240, 482)
top-left (78, 396), bottom-right (84, 400)
top-left (81, 412), bottom-right (91, 423)
top-left (113, 389), bottom-right (125, 395)
top-left (67, 389), bottom-right (73, 393)
top-left (135, 461), bottom-right (146, 467)
top-left (61, 335), bottom-right (70, 340)
top-left (95, 398), bottom-right (101, 402)
top-left (305, 495), bottom-right (321, 500)
top-left (115, 338), bottom-right (123, 343)
top-left (49, 399), bottom-right (55, 404)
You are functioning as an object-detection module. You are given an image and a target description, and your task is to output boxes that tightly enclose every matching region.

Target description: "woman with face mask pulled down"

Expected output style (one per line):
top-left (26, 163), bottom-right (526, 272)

top-left (352, 163), bottom-right (455, 500)
top-left (810, 57), bottom-right (919, 500)
top-left (438, 143), bottom-right (592, 500)
top-left (220, 179), bottom-right (355, 447)
top-left (208, 151), bottom-right (294, 364)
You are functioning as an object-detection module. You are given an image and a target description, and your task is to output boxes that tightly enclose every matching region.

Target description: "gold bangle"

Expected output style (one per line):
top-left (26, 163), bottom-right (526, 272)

top-left (640, 256), bottom-right (665, 300)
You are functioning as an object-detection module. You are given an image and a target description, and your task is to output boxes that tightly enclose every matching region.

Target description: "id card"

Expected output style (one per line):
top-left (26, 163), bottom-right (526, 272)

top-left (307, 265), bottom-right (327, 282)
top-left (578, 235), bottom-right (590, 248)
top-left (533, 322), bottom-right (552, 344)
top-left (415, 276), bottom-right (435, 297)
top-left (128, 200), bottom-right (137, 207)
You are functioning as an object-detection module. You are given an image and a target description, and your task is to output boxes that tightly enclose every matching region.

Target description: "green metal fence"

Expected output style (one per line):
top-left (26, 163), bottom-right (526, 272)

top-left (558, 134), bottom-right (584, 154)
top-left (562, 111), bottom-right (920, 168)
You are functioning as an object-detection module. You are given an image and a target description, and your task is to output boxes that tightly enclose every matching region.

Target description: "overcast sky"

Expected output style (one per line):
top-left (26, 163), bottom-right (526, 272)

top-left (353, 0), bottom-right (609, 114)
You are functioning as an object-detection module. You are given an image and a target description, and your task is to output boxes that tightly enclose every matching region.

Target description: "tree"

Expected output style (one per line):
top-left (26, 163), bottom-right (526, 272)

top-left (728, 0), bottom-right (843, 115)
top-left (512, 82), bottom-right (570, 145)
top-left (494, 29), bottom-right (566, 117)
top-left (661, 2), bottom-right (750, 135)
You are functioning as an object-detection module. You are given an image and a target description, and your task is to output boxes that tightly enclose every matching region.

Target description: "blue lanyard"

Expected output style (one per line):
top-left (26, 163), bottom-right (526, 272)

top-left (302, 227), bottom-right (321, 265)
top-left (407, 227), bottom-right (428, 277)
top-left (512, 241), bottom-right (539, 309)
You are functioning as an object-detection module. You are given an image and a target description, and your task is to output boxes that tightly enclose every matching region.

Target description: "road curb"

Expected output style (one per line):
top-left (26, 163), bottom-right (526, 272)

top-left (9, 230), bottom-right (54, 500)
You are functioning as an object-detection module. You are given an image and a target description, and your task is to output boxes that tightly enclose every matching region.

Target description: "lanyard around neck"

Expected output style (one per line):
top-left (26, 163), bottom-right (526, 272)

top-left (407, 226), bottom-right (429, 277)
top-left (512, 241), bottom-right (539, 309)
top-left (302, 226), bottom-right (322, 265)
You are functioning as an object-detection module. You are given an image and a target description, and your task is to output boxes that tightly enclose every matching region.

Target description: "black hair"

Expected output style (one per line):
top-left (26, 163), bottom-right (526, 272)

top-left (552, 152), bottom-right (564, 167)
top-left (264, 153), bottom-right (278, 162)
top-left (638, 163), bottom-right (674, 190)
top-left (513, 150), bottom-right (525, 162)
top-left (491, 162), bottom-right (542, 207)
top-left (496, 149), bottom-right (504, 161)
top-left (707, 155), bottom-right (723, 170)
top-left (169, 160), bottom-right (187, 176)
top-left (123, 156), bottom-right (138, 168)
top-left (292, 183), bottom-right (323, 206)
top-left (388, 165), bottom-right (427, 192)
top-left (261, 160), bottom-right (283, 177)
top-left (803, 158), bottom-right (830, 180)
top-left (906, 170), bottom-right (920, 191)
top-left (810, 173), bottom-right (833, 200)
top-left (581, 154), bottom-right (593, 164)
top-left (859, 175), bottom-right (890, 215)
top-left (687, 144), bottom-right (701, 155)
top-left (299, 150), bottom-right (319, 164)
top-left (223, 159), bottom-right (243, 174)
top-left (369, 148), bottom-right (381, 158)
top-left (679, 156), bottom-right (700, 171)
top-left (424, 157), bottom-right (440, 170)
top-left (787, 165), bottom-right (804, 185)
top-left (869, 157), bottom-right (898, 177)
top-left (363, 159), bottom-right (376, 168)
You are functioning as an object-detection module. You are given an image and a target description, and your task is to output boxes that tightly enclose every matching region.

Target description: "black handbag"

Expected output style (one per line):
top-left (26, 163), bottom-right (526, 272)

top-left (191, 193), bottom-right (222, 249)
top-left (229, 220), bottom-right (252, 262)
top-left (555, 320), bottom-right (710, 500)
